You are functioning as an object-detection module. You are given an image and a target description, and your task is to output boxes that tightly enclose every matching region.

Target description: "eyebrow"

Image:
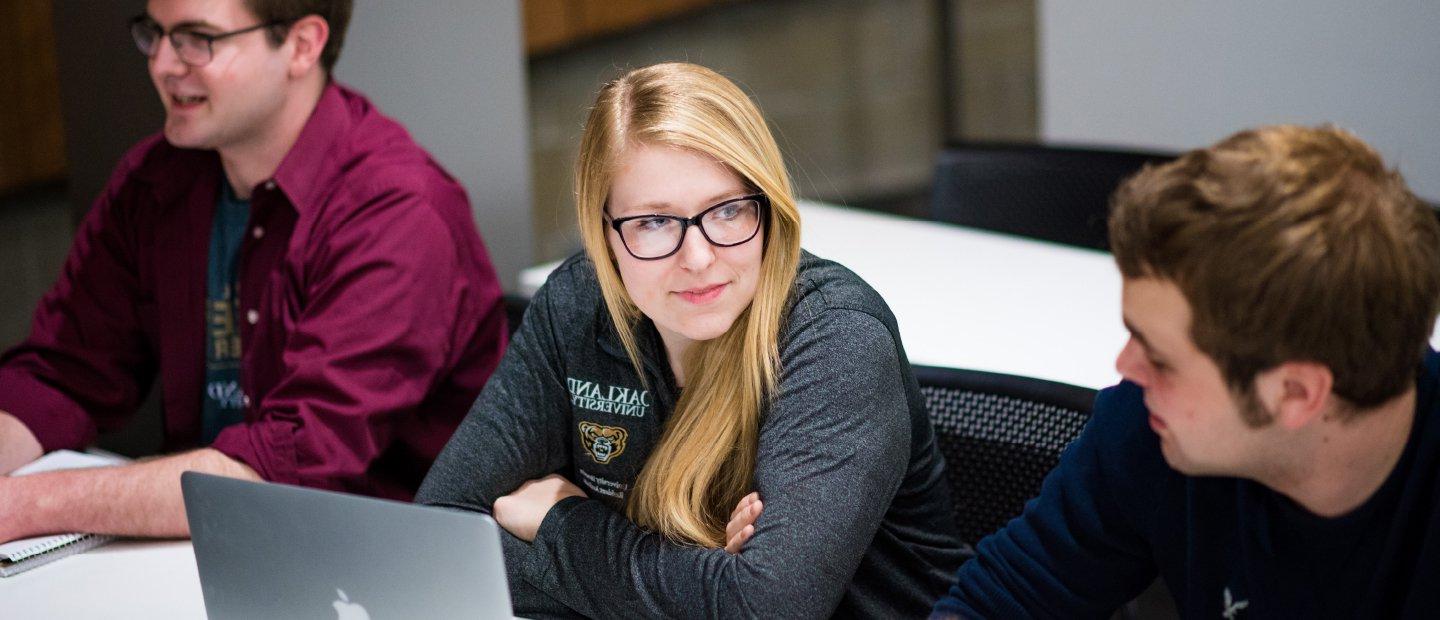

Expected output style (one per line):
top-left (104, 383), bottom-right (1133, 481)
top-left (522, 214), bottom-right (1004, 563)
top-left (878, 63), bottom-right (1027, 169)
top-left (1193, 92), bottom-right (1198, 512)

top-left (143, 13), bottom-right (224, 31)
top-left (172, 20), bottom-right (223, 31)
top-left (623, 189), bottom-right (750, 216)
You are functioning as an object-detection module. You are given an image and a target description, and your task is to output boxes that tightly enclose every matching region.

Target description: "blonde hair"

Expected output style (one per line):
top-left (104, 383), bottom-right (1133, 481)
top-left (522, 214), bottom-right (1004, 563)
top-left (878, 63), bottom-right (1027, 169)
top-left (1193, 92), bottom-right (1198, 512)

top-left (574, 63), bottom-right (801, 547)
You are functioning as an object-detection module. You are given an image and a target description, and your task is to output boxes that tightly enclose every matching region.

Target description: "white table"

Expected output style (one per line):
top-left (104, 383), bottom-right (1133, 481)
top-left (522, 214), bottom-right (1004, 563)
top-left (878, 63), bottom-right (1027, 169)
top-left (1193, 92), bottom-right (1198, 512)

top-left (524, 201), bottom-right (1440, 389)
top-left (1, 539), bottom-right (206, 618)
top-left (523, 200), bottom-right (1130, 390)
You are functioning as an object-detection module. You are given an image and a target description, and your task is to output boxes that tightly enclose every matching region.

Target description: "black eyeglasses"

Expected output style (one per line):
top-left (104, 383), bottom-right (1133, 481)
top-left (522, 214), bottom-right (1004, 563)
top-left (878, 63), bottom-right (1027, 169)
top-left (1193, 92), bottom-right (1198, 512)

top-left (607, 194), bottom-right (769, 260)
top-left (130, 15), bottom-right (295, 67)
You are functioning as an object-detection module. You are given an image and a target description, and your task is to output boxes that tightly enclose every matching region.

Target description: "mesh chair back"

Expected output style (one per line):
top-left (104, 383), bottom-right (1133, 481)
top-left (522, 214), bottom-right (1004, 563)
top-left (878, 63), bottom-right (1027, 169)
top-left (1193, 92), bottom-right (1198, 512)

top-left (930, 143), bottom-right (1173, 250)
top-left (502, 293), bottom-right (530, 337)
top-left (915, 365), bottom-right (1096, 547)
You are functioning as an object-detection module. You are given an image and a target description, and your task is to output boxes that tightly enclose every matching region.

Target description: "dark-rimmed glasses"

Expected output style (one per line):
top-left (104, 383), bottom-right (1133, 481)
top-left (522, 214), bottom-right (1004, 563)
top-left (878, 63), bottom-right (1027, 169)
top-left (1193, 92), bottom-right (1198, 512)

top-left (607, 194), bottom-right (769, 260)
top-left (130, 15), bottom-right (296, 67)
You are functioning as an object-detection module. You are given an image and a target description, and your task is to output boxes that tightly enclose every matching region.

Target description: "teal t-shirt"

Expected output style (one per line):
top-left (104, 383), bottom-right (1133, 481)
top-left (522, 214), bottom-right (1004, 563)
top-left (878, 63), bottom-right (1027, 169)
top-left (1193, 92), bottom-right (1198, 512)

top-left (201, 181), bottom-right (251, 444)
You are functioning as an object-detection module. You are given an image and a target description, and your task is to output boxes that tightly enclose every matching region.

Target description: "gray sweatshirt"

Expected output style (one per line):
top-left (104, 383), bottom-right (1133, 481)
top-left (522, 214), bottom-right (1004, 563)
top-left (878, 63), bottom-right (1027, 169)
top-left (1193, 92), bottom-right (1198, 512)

top-left (416, 252), bottom-right (964, 619)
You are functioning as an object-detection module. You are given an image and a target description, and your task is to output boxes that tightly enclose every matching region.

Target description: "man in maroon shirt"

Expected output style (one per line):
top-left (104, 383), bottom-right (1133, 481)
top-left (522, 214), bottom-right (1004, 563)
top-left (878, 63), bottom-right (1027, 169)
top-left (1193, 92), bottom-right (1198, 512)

top-left (0, 0), bottom-right (507, 543)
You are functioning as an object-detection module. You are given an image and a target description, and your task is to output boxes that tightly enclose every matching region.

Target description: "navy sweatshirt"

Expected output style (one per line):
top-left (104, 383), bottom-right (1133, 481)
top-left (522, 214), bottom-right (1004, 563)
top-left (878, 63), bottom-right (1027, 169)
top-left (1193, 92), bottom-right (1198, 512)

top-left (934, 349), bottom-right (1440, 619)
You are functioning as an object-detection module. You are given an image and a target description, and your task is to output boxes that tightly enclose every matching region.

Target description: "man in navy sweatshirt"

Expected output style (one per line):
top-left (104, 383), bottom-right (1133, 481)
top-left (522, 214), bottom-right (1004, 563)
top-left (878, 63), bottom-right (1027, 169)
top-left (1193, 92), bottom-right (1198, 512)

top-left (933, 125), bottom-right (1440, 619)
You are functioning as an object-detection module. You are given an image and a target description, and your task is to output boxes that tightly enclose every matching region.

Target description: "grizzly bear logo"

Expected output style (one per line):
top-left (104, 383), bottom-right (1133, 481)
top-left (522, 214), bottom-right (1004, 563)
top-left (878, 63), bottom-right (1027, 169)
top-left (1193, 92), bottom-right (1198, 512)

top-left (579, 421), bottom-right (628, 465)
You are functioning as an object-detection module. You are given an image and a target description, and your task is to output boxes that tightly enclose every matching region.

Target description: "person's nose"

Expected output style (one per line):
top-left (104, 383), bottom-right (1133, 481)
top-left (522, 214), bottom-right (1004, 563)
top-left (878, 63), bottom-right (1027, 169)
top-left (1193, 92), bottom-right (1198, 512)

top-left (149, 34), bottom-right (189, 80)
top-left (675, 224), bottom-right (717, 272)
top-left (1115, 337), bottom-right (1150, 387)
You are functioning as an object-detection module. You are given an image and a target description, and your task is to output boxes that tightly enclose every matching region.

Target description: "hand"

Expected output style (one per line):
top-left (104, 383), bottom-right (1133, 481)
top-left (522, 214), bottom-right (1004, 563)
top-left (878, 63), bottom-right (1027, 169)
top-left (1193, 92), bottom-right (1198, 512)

top-left (724, 492), bottom-right (763, 554)
top-left (493, 474), bottom-right (587, 542)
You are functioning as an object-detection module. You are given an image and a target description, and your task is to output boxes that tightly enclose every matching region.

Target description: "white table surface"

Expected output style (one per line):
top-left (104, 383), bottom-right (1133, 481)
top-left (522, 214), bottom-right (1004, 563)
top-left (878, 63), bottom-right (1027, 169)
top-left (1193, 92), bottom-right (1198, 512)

top-left (523, 200), bottom-right (1131, 390)
top-left (1, 539), bottom-right (206, 618)
top-left (523, 201), bottom-right (1440, 390)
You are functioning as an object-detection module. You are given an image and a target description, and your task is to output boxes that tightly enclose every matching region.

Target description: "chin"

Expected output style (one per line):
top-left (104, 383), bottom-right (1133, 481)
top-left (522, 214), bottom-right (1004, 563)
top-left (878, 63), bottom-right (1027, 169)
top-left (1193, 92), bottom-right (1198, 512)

top-left (1157, 441), bottom-right (1194, 474)
top-left (677, 325), bottom-right (731, 343)
top-left (162, 119), bottom-right (217, 150)
top-left (675, 315), bottom-right (739, 342)
top-left (163, 128), bottom-right (204, 149)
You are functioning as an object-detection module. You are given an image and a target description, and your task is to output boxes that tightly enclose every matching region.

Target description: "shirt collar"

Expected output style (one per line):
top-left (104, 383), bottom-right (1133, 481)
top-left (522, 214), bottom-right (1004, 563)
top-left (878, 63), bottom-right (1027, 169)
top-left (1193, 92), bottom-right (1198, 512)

top-left (133, 82), bottom-right (352, 212)
top-left (268, 81), bottom-right (352, 214)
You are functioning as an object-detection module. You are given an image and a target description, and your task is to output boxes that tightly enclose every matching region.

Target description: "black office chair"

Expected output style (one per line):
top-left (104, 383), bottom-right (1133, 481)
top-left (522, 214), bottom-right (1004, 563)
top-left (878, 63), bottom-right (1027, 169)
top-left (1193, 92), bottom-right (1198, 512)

top-left (501, 293), bottom-right (530, 337)
top-left (929, 143), bottom-right (1174, 250)
top-left (914, 364), bottom-right (1095, 547)
top-left (918, 365), bottom-right (1177, 619)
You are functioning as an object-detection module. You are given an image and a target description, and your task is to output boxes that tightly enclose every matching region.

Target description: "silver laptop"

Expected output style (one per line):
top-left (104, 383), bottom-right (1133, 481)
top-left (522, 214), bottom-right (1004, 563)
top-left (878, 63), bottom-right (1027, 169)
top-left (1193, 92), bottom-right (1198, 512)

top-left (182, 472), bottom-right (513, 619)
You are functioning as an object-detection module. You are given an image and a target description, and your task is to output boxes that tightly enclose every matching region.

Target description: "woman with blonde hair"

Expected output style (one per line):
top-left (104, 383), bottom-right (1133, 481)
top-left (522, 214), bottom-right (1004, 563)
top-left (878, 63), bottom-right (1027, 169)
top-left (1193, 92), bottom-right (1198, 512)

top-left (417, 62), bottom-right (964, 617)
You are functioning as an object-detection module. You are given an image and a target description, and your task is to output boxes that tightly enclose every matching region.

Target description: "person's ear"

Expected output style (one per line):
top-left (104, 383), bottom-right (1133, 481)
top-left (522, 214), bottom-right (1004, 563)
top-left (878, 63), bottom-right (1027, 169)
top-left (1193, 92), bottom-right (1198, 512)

top-left (285, 15), bottom-right (329, 78)
top-left (1258, 361), bottom-right (1334, 430)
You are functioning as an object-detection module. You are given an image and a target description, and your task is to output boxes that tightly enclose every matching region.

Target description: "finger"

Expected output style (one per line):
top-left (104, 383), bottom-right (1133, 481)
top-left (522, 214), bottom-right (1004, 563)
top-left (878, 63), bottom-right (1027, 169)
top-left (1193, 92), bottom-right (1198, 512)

top-left (729, 492), bottom-right (759, 521)
top-left (728, 494), bottom-right (751, 521)
top-left (724, 529), bottom-right (742, 554)
top-left (726, 500), bottom-right (764, 541)
top-left (737, 524), bottom-right (755, 548)
top-left (724, 524), bottom-right (754, 554)
top-left (726, 511), bottom-right (745, 542)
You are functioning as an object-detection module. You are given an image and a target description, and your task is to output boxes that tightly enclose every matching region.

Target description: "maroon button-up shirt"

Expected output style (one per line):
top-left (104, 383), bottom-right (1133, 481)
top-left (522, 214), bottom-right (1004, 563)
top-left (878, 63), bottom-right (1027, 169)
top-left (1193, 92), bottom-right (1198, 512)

top-left (0, 83), bottom-right (507, 499)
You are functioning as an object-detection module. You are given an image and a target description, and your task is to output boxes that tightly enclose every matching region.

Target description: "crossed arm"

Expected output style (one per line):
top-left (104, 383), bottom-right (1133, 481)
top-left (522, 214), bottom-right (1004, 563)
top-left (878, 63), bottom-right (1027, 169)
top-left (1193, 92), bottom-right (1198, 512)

top-left (493, 475), bottom-right (763, 554)
top-left (417, 287), bottom-right (912, 617)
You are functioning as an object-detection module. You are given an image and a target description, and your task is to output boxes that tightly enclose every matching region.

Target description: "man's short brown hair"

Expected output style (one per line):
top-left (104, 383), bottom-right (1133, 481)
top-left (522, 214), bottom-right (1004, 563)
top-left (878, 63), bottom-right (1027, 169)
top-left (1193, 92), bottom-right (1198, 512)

top-left (1109, 125), bottom-right (1440, 411)
top-left (244, 0), bottom-right (352, 73)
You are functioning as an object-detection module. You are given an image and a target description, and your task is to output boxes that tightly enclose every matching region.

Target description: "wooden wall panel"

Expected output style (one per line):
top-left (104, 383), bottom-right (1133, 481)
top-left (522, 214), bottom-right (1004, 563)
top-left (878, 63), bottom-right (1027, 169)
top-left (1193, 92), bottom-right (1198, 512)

top-left (524, 0), bottom-right (733, 57)
top-left (0, 0), bottom-right (67, 195)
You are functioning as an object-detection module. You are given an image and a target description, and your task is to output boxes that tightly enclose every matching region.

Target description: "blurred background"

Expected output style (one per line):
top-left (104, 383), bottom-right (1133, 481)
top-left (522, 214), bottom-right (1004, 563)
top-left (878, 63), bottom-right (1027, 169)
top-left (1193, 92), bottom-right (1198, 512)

top-left (2, 3), bottom-right (1436, 614)
top-left (5, 0), bottom-right (1438, 347)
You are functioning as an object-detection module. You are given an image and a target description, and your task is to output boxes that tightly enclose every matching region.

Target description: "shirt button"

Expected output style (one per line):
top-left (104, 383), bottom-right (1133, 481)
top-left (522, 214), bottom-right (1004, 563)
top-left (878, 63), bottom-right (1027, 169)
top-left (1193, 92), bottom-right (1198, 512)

top-left (246, 309), bottom-right (260, 325)
top-left (242, 395), bottom-right (252, 408)
top-left (252, 226), bottom-right (265, 240)
top-left (264, 180), bottom-right (276, 190)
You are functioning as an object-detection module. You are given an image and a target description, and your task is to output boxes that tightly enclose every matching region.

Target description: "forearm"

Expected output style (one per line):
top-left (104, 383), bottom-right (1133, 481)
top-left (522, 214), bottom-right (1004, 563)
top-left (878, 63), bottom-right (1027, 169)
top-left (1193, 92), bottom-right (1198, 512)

top-left (527, 484), bottom-right (885, 620)
top-left (524, 499), bottom-right (732, 619)
top-left (0, 447), bottom-right (259, 542)
top-left (0, 410), bottom-right (43, 475)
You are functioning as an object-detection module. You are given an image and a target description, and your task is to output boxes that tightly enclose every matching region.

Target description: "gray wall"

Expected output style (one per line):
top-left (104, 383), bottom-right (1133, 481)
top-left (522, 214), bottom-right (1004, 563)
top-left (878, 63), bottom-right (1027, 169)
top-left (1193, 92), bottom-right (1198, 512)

top-left (340, 0), bottom-right (533, 289)
top-left (1038, 1), bottom-right (1440, 201)
top-left (52, 1), bottom-right (534, 289)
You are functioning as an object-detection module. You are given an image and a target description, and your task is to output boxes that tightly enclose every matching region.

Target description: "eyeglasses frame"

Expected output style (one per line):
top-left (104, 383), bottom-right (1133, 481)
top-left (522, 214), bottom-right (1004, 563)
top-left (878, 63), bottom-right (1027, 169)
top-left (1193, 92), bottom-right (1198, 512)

top-left (130, 14), bottom-right (298, 67)
top-left (606, 193), bottom-right (770, 261)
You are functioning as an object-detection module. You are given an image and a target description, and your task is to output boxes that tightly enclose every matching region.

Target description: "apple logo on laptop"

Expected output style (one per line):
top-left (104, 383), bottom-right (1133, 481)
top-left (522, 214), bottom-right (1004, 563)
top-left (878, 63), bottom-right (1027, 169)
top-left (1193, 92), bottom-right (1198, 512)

top-left (333, 588), bottom-right (370, 620)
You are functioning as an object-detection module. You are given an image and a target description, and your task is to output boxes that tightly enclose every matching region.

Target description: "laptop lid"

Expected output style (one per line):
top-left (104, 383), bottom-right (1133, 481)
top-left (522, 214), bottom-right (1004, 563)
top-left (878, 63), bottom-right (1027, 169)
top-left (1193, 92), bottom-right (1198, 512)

top-left (182, 472), bottom-right (512, 620)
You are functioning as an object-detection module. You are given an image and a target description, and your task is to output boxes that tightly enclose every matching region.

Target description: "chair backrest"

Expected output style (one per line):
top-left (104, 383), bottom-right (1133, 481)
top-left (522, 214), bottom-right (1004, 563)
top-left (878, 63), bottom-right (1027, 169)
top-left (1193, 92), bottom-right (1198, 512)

top-left (930, 142), bottom-right (1173, 250)
top-left (914, 365), bottom-right (1097, 547)
top-left (501, 293), bottom-right (530, 337)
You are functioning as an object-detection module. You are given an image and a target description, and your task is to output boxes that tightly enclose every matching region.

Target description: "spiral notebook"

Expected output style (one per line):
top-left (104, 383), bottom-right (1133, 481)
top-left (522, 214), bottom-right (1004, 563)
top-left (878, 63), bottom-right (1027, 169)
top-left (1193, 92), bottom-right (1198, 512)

top-left (0, 450), bottom-right (126, 577)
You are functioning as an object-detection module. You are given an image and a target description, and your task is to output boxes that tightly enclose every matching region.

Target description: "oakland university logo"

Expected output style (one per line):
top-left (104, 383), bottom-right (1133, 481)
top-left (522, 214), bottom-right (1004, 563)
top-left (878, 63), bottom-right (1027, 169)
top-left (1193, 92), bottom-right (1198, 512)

top-left (579, 421), bottom-right (629, 465)
top-left (567, 377), bottom-right (651, 417)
